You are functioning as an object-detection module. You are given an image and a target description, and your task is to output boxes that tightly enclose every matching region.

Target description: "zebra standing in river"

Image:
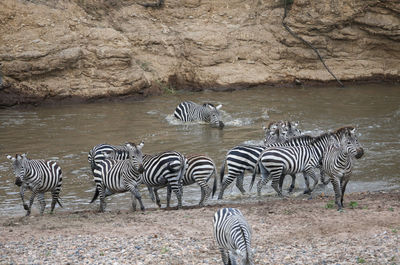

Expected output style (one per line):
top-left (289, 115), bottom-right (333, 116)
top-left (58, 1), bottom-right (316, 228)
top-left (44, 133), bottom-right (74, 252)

top-left (6, 154), bottom-right (63, 216)
top-left (174, 101), bottom-right (224, 128)
top-left (255, 127), bottom-right (361, 197)
top-left (217, 121), bottom-right (300, 199)
top-left (152, 154), bottom-right (217, 207)
top-left (90, 142), bottom-right (145, 212)
top-left (322, 134), bottom-right (364, 210)
top-left (213, 208), bottom-right (254, 265)
top-left (142, 151), bottom-right (187, 209)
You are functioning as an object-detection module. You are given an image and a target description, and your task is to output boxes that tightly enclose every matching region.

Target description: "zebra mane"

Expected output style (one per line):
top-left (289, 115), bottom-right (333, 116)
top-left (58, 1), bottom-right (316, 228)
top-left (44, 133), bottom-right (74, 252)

top-left (333, 126), bottom-right (355, 136)
top-left (202, 102), bottom-right (215, 108)
top-left (284, 134), bottom-right (315, 143)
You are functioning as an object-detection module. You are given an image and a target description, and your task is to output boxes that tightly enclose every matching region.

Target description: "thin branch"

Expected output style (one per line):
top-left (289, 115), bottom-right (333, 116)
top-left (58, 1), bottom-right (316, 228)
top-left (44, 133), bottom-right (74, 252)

top-left (282, 0), bottom-right (344, 87)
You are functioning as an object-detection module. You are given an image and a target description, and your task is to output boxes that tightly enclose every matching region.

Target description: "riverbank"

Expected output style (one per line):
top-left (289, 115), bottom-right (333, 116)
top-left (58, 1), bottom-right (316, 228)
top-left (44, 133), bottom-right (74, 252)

top-left (1, 0), bottom-right (399, 107)
top-left (1, 190), bottom-right (399, 264)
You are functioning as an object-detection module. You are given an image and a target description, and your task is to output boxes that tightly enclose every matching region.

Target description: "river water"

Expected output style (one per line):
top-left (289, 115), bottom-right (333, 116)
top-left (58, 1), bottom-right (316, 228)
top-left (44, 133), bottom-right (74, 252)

top-left (0, 84), bottom-right (399, 216)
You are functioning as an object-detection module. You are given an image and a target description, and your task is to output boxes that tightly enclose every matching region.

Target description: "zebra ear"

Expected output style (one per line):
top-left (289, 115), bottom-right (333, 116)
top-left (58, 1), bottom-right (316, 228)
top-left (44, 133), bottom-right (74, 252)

top-left (216, 104), bottom-right (222, 110)
top-left (6, 155), bottom-right (16, 161)
top-left (350, 127), bottom-right (356, 134)
top-left (262, 125), bottom-right (267, 131)
top-left (138, 141), bottom-right (144, 150)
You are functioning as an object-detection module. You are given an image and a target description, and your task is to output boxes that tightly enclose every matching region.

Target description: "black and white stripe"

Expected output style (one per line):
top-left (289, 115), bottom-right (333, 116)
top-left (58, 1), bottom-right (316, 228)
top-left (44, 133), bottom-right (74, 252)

top-left (256, 127), bottom-right (358, 197)
top-left (7, 154), bottom-right (63, 216)
top-left (89, 143), bottom-right (138, 204)
top-left (160, 154), bottom-right (217, 207)
top-left (174, 101), bottom-right (224, 128)
top-left (90, 142), bottom-right (145, 212)
top-left (213, 208), bottom-right (254, 265)
top-left (142, 151), bottom-right (187, 209)
top-left (322, 132), bottom-right (364, 210)
top-left (218, 121), bottom-right (300, 199)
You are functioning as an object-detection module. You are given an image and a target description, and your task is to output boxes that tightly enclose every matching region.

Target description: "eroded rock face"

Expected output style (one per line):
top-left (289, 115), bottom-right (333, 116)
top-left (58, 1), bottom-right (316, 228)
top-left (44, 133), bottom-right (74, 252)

top-left (0, 0), bottom-right (399, 106)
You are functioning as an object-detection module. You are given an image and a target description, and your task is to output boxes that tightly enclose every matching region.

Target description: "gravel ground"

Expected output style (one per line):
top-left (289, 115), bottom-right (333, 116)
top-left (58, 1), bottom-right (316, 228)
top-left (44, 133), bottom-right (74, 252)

top-left (1, 190), bottom-right (399, 264)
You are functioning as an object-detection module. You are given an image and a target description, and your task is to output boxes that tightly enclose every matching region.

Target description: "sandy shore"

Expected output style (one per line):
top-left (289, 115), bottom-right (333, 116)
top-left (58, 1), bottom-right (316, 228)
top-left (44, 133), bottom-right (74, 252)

top-left (1, 190), bottom-right (399, 264)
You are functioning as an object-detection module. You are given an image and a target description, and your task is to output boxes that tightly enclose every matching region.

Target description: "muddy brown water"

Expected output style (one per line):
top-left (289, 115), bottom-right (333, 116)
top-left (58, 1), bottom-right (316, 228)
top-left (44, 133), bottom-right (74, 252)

top-left (0, 83), bottom-right (399, 216)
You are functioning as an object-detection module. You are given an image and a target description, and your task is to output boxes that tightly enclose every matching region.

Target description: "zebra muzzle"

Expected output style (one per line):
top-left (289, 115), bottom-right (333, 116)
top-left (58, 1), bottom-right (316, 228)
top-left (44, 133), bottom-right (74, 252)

top-left (137, 165), bottom-right (144, 174)
top-left (355, 148), bottom-right (364, 159)
top-left (15, 177), bottom-right (23, 186)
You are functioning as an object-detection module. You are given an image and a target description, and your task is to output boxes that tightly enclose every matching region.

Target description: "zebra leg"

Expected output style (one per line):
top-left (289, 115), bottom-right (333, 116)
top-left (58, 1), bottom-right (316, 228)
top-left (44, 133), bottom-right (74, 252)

top-left (166, 185), bottom-right (172, 208)
top-left (197, 177), bottom-right (212, 206)
top-left (27, 190), bottom-right (38, 216)
top-left (228, 251), bottom-right (238, 265)
top-left (37, 192), bottom-right (46, 216)
top-left (288, 174), bottom-right (296, 193)
top-left (303, 172), bottom-right (311, 194)
top-left (153, 187), bottom-right (162, 208)
top-left (235, 173), bottom-right (246, 194)
top-left (340, 175), bottom-right (351, 208)
top-left (99, 185), bottom-right (107, 212)
top-left (50, 187), bottom-right (62, 214)
top-left (271, 173), bottom-right (284, 197)
top-left (256, 164), bottom-right (272, 196)
top-left (19, 185), bottom-right (29, 211)
top-left (147, 186), bottom-right (155, 202)
top-left (218, 174), bottom-right (236, 200)
top-left (320, 169), bottom-right (330, 185)
top-left (219, 248), bottom-right (230, 265)
top-left (129, 187), bottom-right (145, 212)
top-left (306, 169), bottom-right (319, 194)
top-left (330, 175), bottom-right (343, 210)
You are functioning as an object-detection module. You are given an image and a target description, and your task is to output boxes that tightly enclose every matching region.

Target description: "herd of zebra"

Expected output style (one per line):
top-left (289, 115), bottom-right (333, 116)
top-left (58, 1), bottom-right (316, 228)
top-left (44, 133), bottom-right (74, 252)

top-left (5, 101), bottom-right (364, 264)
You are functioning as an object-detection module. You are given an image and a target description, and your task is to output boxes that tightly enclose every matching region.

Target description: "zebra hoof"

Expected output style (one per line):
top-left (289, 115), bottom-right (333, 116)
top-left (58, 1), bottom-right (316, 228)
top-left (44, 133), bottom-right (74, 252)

top-left (140, 207), bottom-right (145, 212)
top-left (23, 204), bottom-right (29, 211)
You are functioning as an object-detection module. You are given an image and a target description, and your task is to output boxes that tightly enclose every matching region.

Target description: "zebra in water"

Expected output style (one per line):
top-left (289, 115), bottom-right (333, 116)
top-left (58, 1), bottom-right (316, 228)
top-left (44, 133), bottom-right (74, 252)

top-left (151, 154), bottom-right (217, 207)
top-left (322, 133), bottom-right (364, 210)
top-left (255, 126), bottom-right (361, 197)
top-left (217, 121), bottom-right (300, 199)
top-left (174, 101), bottom-right (224, 128)
top-left (6, 154), bottom-right (63, 216)
top-left (142, 151), bottom-right (187, 209)
top-left (213, 208), bottom-right (254, 265)
top-left (90, 142), bottom-right (145, 212)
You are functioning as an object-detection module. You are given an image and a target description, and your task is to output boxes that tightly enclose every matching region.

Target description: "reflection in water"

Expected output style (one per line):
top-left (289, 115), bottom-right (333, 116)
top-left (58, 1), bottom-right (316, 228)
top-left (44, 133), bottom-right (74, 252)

top-left (0, 84), bottom-right (399, 216)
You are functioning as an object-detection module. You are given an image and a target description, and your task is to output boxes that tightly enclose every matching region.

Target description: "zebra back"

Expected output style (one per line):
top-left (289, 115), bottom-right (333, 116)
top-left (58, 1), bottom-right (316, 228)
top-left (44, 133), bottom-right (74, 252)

top-left (174, 101), bottom-right (224, 128)
top-left (213, 208), bottom-right (253, 265)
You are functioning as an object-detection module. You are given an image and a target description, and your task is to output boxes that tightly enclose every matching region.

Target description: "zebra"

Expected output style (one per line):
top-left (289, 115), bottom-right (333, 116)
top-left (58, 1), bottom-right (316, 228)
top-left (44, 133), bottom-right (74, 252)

top-left (88, 142), bottom-right (138, 204)
top-left (142, 151), bottom-right (187, 209)
top-left (322, 133), bottom-right (364, 210)
top-left (6, 154), bottom-right (63, 216)
top-left (217, 121), bottom-right (300, 199)
top-left (90, 142), bottom-right (145, 212)
top-left (174, 101), bottom-right (224, 128)
top-left (213, 208), bottom-right (254, 265)
top-left (151, 154), bottom-right (217, 207)
top-left (255, 126), bottom-right (362, 197)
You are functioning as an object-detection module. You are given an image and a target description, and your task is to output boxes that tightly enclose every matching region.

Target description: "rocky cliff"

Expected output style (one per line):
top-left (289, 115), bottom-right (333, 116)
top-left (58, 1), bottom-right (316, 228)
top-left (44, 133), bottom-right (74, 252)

top-left (0, 0), bottom-right (399, 106)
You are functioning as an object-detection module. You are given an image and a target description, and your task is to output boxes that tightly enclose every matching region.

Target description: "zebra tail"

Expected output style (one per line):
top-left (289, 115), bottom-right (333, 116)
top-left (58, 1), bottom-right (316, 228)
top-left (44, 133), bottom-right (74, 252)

top-left (249, 158), bottom-right (261, 191)
top-left (90, 187), bottom-right (99, 204)
top-left (57, 198), bottom-right (63, 208)
top-left (212, 166), bottom-right (218, 198)
top-left (219, 159), bottom-right (226, 185)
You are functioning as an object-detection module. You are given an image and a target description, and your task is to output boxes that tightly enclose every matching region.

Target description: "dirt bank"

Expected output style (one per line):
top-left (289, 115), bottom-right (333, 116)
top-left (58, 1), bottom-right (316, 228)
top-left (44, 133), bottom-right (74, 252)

top-left (0, 0), bottom-right (399, 107)
top-left (1, 190), bottom-right (399, 264)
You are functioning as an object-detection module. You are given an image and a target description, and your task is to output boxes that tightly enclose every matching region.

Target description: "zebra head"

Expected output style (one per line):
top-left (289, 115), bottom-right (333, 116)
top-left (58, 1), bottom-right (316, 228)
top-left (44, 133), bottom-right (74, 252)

top-left (335, 127), bottom-right (364, 159)
top-left (282, 121), bottom-right (301, 140)
top-left (348, 128), bottom-right (364, 159)
top-left (263, 126), bottom-right (285, 146)
top-left (126, 141), bottom-right (144, 173)
top-left (235, 248), bottom-right (255, 265)
top-left (206, 103), bottom-right (224, 129)
top-left (6, 154), bottom-right (27, 186)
